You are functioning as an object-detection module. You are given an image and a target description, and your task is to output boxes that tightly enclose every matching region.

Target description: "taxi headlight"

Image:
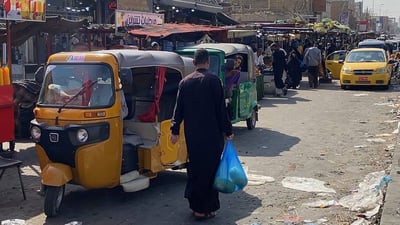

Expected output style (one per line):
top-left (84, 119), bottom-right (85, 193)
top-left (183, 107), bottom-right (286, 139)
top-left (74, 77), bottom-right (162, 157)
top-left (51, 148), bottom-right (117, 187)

top-left (30, 126), bottom-right (41, 141)
top-left (76, 129), bottom-right (89, 143)
top-left (342, 67), bottom-right (352, 74)
top-left (376, 67), bottom-right (387, 73)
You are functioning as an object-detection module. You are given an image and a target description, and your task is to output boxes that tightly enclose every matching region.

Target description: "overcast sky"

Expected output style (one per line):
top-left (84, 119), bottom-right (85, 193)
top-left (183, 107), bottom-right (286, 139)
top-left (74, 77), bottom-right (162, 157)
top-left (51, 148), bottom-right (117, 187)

top-left (362, 0), bottom-right (400, 19)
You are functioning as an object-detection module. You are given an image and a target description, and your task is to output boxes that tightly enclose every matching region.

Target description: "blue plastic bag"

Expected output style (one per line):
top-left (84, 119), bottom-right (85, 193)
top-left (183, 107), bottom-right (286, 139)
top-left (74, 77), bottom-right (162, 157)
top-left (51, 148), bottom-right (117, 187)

top-left (213, 140), bottom-right (247, 193)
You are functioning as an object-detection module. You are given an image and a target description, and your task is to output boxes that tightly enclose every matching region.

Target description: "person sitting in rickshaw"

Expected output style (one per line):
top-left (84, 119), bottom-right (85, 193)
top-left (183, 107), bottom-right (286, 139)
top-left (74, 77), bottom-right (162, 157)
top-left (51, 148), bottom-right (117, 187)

top-left (45, 84), bottom-right (74, 104)
top-left (224, 54), bottom-right (243, 100)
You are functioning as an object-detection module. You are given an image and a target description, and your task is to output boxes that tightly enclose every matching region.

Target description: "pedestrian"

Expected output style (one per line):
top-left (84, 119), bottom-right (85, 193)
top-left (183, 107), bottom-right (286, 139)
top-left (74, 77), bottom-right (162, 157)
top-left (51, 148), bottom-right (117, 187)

top-left (255, 48), bottom-right (265, 68)
top-left (304, 42), bottom-right (322, 88)
top-left (151, 41), bottom-right (160, 50)
top-left (225, 54), bottom-right (243, 100)
top-left (326, 42), bottom-right (337, 56)
top-left (270, 42), bottom-right (287, 96)
top-left (286, 50), bottom-right (302, 89)
top-left (170, 48), bottom-right (234, 221)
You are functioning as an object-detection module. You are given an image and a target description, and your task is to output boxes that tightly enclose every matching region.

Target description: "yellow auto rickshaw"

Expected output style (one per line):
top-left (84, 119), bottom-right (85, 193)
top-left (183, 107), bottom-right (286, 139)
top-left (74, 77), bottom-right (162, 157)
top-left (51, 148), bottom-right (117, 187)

top-left (30, 50), bottom-right (191, 216)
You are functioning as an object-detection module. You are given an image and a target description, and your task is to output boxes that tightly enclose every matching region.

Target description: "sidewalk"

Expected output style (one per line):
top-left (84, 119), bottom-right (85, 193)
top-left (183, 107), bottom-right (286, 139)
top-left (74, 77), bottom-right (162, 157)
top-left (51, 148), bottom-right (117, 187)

top-left (380, 122), bottom-right (400, 224)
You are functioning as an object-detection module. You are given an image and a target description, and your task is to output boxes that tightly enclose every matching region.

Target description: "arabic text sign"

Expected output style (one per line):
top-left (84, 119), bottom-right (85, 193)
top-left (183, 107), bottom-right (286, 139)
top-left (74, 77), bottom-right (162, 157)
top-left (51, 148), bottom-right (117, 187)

top-left (0, 0), bottom-right (46, 21)
top-left (116, 10), bottom-right (164, 27)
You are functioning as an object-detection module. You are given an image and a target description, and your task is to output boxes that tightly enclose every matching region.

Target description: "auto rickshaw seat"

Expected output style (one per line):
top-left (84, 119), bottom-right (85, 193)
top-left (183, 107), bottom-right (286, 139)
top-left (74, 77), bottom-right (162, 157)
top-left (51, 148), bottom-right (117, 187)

top-left (123, 121), bottom-right (159, 149)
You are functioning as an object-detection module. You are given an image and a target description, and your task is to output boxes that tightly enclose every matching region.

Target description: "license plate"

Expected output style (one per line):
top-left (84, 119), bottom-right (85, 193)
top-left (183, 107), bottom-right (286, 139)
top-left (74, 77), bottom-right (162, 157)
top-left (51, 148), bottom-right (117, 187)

top-left (358, 77), bottom-right (368, 81)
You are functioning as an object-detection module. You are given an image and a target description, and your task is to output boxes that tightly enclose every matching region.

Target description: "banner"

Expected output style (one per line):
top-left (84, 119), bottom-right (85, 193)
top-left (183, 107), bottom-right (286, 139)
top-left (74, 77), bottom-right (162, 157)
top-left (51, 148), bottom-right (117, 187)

top-left (0, 0), bottom-right (46, 21)
top-left (339, 12), bottom-right (349, 25)
top-left (116, 10), bottom-right (164, 27)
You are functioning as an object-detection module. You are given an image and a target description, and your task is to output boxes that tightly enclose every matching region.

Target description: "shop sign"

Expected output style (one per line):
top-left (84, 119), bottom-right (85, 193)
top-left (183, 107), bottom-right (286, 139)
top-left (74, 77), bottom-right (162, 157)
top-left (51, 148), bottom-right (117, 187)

top-left (116, 10), bottom-right (164, 27)
top-left (0, 0), bottom-right (46, 22)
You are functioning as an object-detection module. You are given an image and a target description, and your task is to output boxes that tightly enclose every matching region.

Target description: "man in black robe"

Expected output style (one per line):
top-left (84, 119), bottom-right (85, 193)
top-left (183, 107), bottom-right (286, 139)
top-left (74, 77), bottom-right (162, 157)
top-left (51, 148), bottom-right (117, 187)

top-left (170, 48), bottom-right (233, 220)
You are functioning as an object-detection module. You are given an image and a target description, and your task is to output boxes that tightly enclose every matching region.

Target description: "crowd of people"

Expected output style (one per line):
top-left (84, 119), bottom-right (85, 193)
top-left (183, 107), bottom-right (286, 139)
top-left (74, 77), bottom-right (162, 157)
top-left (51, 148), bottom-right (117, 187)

top-left (253, 38), bottom-right (349, 96)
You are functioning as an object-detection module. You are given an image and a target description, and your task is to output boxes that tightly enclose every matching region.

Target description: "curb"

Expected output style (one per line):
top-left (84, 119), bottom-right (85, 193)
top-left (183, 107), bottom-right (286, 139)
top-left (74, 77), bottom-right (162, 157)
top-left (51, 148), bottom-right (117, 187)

top-left (380, 121), bottom-right (400, 224)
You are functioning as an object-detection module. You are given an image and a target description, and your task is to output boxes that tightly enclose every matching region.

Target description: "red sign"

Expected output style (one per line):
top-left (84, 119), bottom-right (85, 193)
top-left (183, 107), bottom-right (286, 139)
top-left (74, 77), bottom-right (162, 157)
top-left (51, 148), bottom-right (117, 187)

top-left (358, 20), bottom-right (369, 32)
top-left (108, 1), bottom-right (117, 10)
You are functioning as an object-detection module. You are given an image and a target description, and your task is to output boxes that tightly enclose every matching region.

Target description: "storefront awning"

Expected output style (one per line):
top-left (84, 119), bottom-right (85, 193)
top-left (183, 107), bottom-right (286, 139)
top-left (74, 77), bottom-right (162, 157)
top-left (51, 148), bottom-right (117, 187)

top-left (0, 16), bottom-right (88, 46)
top-left (128, 23), bottom-right (228, 42)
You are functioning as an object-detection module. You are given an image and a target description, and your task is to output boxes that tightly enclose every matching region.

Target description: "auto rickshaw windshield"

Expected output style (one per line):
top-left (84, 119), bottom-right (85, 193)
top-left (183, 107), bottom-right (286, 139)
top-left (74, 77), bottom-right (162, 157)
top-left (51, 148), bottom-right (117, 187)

top-left (37, 63), bottom-right (115, 108)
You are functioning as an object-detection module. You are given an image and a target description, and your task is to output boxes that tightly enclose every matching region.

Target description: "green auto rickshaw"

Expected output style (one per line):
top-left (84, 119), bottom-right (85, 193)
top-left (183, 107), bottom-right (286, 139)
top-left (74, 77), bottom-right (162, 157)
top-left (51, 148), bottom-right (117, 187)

top-left (176, 43), bottom-right (259, 130)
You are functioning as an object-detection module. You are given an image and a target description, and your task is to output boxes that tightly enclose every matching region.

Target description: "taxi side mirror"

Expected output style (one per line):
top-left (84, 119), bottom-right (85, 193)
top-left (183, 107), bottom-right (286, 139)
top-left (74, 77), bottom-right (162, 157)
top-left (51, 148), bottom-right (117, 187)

top-left (119, 68), bottom-right (133, 87)
top-left (388, 59), bottom-right (395, 64)
top-left (338, 60), bottom-right (344, 64)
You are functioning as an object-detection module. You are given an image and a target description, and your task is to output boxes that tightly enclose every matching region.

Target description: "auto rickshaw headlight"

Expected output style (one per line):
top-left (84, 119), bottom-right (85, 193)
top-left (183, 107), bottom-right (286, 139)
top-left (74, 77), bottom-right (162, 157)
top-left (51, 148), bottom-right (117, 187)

top-left (76, 129), bottom-right (89, 143)
top-left (30, 126), bottom-right (41, 141)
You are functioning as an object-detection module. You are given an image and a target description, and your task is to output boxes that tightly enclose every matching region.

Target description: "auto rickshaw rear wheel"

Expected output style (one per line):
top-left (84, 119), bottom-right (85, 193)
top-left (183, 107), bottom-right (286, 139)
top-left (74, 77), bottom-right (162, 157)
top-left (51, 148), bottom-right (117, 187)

top-left (246, 109), bottom-right (257, 130)
top-left (44, 185), bottom-right (65, 217)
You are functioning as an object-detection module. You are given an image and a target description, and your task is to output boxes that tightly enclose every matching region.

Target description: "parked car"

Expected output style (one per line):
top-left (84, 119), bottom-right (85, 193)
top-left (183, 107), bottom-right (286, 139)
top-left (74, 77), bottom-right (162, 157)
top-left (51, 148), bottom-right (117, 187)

top-left (338, 48), bottom-right (394, 89)
top-left (325, 50), bottom-right (347, 79)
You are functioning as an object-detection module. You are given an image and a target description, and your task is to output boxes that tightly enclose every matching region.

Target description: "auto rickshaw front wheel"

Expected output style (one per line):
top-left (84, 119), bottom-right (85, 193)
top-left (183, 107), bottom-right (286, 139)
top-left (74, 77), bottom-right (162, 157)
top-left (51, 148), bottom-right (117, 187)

top-left (246, 109), bottom-right (257, 130)
top-left (44, 185), bottom-right (65, 217)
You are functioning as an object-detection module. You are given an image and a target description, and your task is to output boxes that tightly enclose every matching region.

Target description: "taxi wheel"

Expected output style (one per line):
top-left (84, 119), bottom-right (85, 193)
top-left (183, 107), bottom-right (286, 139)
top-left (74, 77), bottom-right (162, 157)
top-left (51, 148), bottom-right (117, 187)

top-left (44, 185), bottom-right (65, 217)
top-left (246, 109), bottom-right (257, 130)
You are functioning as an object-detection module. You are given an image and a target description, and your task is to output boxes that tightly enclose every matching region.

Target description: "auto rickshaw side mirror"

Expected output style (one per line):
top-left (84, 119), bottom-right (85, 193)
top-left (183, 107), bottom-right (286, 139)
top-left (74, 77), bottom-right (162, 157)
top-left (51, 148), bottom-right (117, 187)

top-left (119, 68), bottom-right (133, 88)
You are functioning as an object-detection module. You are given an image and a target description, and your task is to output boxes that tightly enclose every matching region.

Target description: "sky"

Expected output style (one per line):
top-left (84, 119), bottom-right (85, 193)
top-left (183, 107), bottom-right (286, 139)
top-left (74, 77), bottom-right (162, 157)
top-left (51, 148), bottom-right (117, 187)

top-left (361, 0), bottom-right (400, 20)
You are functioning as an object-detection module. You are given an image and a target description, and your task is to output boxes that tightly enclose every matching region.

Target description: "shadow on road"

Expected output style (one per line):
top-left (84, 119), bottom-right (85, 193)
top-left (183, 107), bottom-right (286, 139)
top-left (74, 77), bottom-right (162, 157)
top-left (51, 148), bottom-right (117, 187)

top-left (42, 170), bottom-right (261, 225)
top-left (232, 126), bottom-right (300, 158)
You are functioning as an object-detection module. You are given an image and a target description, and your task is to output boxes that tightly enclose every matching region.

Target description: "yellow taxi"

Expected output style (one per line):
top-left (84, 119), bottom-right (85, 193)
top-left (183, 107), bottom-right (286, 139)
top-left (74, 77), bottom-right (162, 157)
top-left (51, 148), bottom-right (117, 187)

top-left (339, 48), bottom-right (393, 90)
top-left (325, 50), bottom-right (347, 79)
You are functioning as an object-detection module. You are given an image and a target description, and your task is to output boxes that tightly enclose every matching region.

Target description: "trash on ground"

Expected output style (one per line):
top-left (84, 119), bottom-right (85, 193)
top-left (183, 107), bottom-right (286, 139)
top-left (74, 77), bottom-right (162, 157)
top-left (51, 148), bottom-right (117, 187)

top-left (384, 120), bottom-right (398, 123)
top-left (373, 102), bottom-right (394, 106)
top-left (317, 218), bottom-right (329, 223)
top-left (385, 144), bottom-right (396, 151)
top-left (375, 133), bottom-right (392, 137)
top-left (339, 171), bottom-right (388, 212)
top-left (354, 93), bottom-right (368, 97)
top-left (359, 205), bottom-right (381, 219)
top-left (281, 177), bottom-right (336, 193)
top-left (1, 219), bottom-right (26, 225)
top-left (302, 199), bottom-right (339, 208)
top-left (350, 218), bottom-right (369, 225)
top-left (65, 222), bottom-right (83, 225)
top-left (366, 138), bottom-right (386, 143)
top-left (354, 145), bottom-right (368, 149)
top-left (278, 216), bottom-right (301, 224)
top-left (247, 174), bottom-right (275, 185)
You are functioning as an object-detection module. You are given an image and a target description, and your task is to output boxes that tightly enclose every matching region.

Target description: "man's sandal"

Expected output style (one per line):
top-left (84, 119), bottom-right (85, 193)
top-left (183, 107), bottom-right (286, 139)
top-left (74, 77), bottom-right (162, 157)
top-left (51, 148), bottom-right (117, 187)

top-left (193, 212), bottom-right (216, 221)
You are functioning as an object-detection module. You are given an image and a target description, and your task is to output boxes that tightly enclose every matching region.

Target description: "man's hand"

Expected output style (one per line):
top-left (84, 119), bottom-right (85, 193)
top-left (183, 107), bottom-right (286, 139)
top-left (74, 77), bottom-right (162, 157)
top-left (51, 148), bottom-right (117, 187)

top-left (226, 134), bottom-right (234, 140)
top-left (170, 134), bottom-right (179, 144)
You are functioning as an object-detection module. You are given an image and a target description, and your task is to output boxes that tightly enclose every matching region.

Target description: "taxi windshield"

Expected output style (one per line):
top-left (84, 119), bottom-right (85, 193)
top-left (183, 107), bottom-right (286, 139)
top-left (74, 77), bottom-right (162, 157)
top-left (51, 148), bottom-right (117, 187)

top-left (346, 51), bottom-right (386, 63)
top-left (37, 64), bottom-right (115, 108)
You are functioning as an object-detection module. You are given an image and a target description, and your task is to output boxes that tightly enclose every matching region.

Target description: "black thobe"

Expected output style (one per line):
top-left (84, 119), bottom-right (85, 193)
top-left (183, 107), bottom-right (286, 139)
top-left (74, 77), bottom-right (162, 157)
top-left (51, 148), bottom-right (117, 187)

top-left (272, 49), bottom-right (287, 89)
top-left (171, 68), bottom-right (233, 214)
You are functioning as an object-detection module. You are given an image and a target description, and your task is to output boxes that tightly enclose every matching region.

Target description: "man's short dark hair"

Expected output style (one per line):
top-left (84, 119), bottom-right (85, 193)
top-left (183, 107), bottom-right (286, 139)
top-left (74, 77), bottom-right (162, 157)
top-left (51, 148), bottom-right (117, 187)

top-left (193, 48), bottom-right (209, 65)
